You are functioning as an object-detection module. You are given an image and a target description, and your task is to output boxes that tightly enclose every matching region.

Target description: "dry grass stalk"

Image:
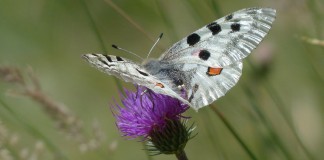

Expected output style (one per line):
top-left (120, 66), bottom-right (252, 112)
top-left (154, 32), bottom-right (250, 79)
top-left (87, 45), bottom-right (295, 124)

top-left (0, 121), bottom-right (44, 160)
top-left (0, 66), bottom-right (106, 152)
top-left (0, 66), bottom-right (82, 137)
top-left (300, 36), bottom-right (324, 47)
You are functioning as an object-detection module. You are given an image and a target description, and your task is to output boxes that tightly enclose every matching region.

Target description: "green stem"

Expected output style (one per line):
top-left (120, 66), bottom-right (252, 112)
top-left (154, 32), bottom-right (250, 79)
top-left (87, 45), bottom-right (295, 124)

top-left (80, 0), bottom-right (107, 52)
top-left (154, 0), bottom-right (179, 42)
top-left (210, 105), bottom-right (258, 160)
top-left (263, 81), bottom-right (315, 160)
top-left (175, 149), bottom-right (188, 160)
top-left (242, 84), bottom-right (293, 160)
top-left (247, 58), bottom-right (314, 159)
top-left (200, 112), bottom-right (228, 159)
top-left (208, 0), bottom-right (222, 17)
top-left (79, 0), bottom-right (123, 92)
top-left (104, 0), bottom-right (157, 44)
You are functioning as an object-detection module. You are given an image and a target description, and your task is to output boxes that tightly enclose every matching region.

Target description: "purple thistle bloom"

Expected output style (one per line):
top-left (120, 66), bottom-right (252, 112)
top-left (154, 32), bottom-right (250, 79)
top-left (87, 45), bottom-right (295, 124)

top-left (112, 87), bottom-right (189, 139)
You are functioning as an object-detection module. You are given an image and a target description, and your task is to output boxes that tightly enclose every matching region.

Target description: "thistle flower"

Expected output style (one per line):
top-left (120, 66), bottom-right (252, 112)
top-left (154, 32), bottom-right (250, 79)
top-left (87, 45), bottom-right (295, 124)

top-left (112, 87), bottom-right (195, 159)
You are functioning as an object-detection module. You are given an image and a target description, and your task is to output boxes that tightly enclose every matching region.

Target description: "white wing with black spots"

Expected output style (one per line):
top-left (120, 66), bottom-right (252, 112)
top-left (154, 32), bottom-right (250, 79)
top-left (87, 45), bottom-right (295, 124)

top-left (185, 61), bottom-right (242, 110)
top-left (160, 7), bottom-right (276, 67)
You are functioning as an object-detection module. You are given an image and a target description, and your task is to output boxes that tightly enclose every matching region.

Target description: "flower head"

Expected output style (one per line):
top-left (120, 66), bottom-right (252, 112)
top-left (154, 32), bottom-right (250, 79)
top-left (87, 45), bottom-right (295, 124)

top-left (112, 86), bottom-right (195, 156)
top-left (113, 87), bottom-right (189, 138)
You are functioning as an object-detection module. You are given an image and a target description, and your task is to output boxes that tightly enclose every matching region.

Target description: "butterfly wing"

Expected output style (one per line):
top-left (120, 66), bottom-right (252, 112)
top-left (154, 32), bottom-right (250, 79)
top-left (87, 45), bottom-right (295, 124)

top-left (82, 54), bottom-right (189, 105)
top-left (153, 7), bottom-right (276, 110)
top-left (145, 61), bottom-right (242, 111)
top-left (159, 7), bottom-right (276, 67)
top-left (185, 62), bottom-right (242, 110)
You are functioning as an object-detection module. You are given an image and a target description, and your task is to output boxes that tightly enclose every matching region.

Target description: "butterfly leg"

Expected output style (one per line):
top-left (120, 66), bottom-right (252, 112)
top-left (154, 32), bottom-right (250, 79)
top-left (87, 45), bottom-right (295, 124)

top-left (135, 85), bottom-right (142, 100)
top-left (188, 84), bottom-right (199, 102)
top-left (140, 89), bottom-right (148, 96)
top-left (134, 86), bottom-right (149, 108)
top-left (138, 88), bottom-right (156, 111)
top-left (177, 84), bottom-right (190, 100)
top-left (146, 91), bottom-right (156, 111)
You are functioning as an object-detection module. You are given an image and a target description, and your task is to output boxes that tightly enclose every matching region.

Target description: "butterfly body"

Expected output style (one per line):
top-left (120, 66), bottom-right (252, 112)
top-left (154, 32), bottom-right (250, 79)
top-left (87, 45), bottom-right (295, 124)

top-left (83, 7), bottom-right (276, 110)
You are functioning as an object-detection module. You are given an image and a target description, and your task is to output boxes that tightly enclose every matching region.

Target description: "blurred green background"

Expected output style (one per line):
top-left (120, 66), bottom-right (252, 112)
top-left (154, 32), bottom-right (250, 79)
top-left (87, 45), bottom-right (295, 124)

top-left (0, 0), bottom-right (323, 160)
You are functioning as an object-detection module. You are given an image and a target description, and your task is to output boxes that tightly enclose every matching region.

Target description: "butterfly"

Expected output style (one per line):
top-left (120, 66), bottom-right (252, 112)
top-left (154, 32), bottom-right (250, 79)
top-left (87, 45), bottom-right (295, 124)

top-left (83, 7), bottom-right (276, 111)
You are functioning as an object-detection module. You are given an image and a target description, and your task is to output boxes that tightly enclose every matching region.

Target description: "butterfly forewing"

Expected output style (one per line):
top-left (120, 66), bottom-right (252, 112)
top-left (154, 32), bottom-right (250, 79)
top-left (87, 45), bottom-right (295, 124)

top-left (160, 7), bottom-right (276, 67)
top-left (82, 54), bottom-right (190, 105)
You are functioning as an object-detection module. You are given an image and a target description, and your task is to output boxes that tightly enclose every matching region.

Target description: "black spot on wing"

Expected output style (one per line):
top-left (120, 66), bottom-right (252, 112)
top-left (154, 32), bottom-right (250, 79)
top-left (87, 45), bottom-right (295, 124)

top-left (116, 56), bottom-right (124, 61)
top-left (98, 58), bottom-right (114, 67)
top-left (199, 50), bottom-right (211, 61)
top-left (187, 33), bottom-right (200, 46)
top-left (206, 22), bottom-right (221, 35)
top-left (103, 55), bottom-right (113, 62)
top-left (231, 23), bottom-right (241, 32)
top-left (136, 69), bottom-right (149, 76)
top-left (225, 14), bottom-right (233, 21)
top-left (98, 59), bottom-right (108, 65)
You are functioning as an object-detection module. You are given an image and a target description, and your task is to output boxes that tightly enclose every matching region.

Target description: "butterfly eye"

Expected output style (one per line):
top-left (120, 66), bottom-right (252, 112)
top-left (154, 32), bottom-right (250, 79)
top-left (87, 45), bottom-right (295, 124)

top-left (173, 79), bottom-right (184, 86)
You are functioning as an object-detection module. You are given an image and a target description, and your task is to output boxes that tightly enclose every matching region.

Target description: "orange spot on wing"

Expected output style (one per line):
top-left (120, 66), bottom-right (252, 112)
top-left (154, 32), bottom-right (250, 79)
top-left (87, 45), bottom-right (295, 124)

top-left (207, 67), bottom-right (223, 76)
top-left (155, 83), bottom-right (164, 88)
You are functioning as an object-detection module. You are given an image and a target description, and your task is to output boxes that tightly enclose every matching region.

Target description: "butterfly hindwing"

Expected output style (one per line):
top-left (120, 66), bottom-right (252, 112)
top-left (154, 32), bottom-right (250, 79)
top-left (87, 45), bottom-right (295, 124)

top-left (185, 61), bottom-right (242, 110)
top-left (146, 60), bottom-right (242, 110)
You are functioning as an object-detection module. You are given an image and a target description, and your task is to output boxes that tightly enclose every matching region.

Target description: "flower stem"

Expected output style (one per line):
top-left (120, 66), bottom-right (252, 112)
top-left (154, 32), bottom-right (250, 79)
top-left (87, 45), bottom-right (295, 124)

top-left (210, 105), bottom-right (258, 160)
top-left (175, 149), bottom-right (188, 160)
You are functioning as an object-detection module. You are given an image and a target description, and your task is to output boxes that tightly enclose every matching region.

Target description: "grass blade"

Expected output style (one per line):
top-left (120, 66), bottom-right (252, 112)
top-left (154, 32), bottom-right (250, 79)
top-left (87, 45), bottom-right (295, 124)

top-left (210, 105), bottom-right (258, 160)
top-left (0, 97), bottom-right (69, 160)
top-left (79, 0), bottom-right (123, 92)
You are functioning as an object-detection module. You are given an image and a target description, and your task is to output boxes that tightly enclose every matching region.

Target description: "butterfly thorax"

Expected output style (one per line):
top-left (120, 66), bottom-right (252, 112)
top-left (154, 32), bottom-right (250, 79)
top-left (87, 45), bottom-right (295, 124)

top-left (143, 59), bottom-right (194, 94)
top-left (142, 59), bottom-right (163, 75)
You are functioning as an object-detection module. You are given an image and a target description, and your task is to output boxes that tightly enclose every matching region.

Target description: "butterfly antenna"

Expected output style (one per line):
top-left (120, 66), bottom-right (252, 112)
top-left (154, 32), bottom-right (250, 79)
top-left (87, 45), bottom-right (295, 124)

top-left (111, 44), bottom-right (144, 60)
top-left (146, 33), bottom-right (163, 59)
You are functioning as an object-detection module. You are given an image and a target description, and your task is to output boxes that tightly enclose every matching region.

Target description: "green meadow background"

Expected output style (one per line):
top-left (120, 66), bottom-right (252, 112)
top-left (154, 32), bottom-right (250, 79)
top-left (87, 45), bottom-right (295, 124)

top-left (0, 0), bottom-right (323, 160)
